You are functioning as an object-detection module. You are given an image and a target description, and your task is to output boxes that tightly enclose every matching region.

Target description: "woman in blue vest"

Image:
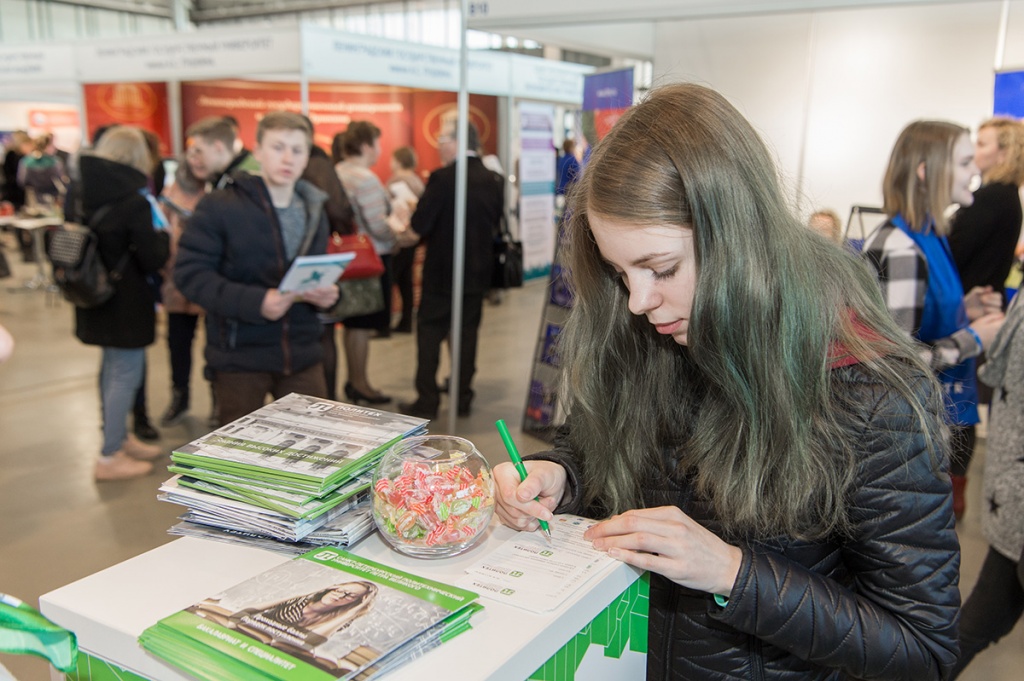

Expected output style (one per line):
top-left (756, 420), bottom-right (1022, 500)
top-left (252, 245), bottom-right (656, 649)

top-left (863, 120), bottom-right (1005, 518)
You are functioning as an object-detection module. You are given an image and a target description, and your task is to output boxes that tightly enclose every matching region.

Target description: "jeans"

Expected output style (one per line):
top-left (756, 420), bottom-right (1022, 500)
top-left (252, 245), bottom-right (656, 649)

top-left (952, 546), bottom-right (1024, 678)
top-left (99, 347), bottom-right (146, 456)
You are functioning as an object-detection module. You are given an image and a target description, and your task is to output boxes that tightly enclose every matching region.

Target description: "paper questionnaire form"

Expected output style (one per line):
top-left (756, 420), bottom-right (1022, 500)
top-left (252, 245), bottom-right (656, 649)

top-left (457, 514), bottom-right (621, 613)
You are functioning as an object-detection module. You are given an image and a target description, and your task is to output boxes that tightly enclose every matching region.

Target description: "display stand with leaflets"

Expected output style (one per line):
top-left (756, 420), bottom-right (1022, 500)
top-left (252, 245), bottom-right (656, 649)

top-left (40, 521), bottom-right (648, 681)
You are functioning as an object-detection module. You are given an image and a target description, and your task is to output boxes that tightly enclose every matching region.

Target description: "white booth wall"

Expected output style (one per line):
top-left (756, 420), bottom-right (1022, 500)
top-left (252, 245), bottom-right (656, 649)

top-left (653, 1), bottom-right (1024, 226)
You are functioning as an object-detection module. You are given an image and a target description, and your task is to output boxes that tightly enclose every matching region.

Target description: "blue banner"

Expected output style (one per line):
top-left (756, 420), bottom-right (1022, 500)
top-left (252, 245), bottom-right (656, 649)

top-left (583, 69), bottom-right (634, 110)
top-left (994, 71), bottom-right (1024, 118)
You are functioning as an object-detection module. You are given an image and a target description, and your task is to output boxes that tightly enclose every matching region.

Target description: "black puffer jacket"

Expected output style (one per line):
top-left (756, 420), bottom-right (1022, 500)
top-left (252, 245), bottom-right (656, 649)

top-left (74, 155), bottom-right (169, 348)
top-left (174, 173), bottom-right (329, 375)
top-left (527, 363), bottom-right (960, 680)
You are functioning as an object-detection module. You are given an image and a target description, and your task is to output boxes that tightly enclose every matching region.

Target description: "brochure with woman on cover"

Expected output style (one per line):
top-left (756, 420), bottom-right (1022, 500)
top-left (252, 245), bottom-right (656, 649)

top-left (139, 547), bottom-right (481, 681)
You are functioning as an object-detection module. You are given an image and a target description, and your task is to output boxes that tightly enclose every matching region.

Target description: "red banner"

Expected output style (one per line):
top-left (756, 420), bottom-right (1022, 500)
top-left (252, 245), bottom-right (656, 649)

top-left (180, 79), bottom-right (498, 183)
top-left (410, 91), bottom-right (498, 175)
top-left (82, 82), bottom-right (172, 156)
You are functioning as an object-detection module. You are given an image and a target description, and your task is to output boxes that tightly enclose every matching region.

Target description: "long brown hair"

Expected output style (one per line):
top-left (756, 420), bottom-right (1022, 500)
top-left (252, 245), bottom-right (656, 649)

top-left (562, 83), bottom-right (944, 540)
top-left (882, 120), bottom-right (968, 235)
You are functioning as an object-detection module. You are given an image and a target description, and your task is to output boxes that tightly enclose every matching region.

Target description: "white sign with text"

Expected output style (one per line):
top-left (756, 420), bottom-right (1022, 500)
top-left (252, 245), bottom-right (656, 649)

top-left (75, 27), bottom-right (300, 82)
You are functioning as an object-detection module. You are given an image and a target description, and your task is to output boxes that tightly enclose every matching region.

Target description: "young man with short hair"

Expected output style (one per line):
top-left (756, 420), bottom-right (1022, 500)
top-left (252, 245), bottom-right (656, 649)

top-left (175, 112), bottom-right (339, 425)
top-left (184, 116), bottom-right (260, 188)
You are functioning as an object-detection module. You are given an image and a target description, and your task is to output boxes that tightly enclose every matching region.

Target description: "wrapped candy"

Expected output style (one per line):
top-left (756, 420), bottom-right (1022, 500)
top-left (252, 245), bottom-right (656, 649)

top-left (372, 436), bottom-right (495, 558)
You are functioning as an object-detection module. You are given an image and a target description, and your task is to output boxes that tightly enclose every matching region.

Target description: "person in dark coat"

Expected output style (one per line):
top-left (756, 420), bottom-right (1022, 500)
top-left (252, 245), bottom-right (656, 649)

top-left (493, 84), bottom-right (960, 680)
top-left (949, 117), bottom-right (1024, 296)
top-left (75, 126), bottom-right (170, 481)
top-left (946, 117), bottom-right (1024, 515)
top-left (185, 116), bottom-right (261, 189)
top-left (398, 121), bottom-right (504, 420)
top-left (300, 116), bottom-right (355, 403)
top-left (2, 130), bottom-right (30, 210)
top-left (175, 112), bottom-right (338, 426)
top-left (3, 131), bottom-right (32, 261)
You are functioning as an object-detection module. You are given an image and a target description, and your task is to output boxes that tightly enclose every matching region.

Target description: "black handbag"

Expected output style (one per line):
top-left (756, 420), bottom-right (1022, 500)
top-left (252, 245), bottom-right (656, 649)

top-left (492, 220), bottom-right (524, 289)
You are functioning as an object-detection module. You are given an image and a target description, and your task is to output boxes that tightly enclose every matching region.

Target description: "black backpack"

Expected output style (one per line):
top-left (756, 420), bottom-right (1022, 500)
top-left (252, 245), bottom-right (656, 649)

top-left (47, 205), bottom-right (130, 308)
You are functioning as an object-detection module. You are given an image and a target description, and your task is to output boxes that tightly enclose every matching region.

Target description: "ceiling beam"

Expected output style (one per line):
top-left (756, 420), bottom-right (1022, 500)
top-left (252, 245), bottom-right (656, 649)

top-left (41, 0), bottom-right (174, 20)
top-left (189, 0), bottom-right (386, 23)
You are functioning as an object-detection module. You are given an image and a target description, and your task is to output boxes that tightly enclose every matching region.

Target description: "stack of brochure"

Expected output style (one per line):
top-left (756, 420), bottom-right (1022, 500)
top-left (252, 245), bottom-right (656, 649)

top-left (139, 547), bottom-right (482, 681)
top-left (158, 393), bottom-right (428, 555)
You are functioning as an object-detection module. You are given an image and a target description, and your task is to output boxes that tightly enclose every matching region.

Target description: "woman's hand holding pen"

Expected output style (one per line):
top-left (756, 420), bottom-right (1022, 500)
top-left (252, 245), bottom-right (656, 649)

top-left (494, 460), bottom-right (565, 533)
top-left (584, 507), bottom-right (743, 598)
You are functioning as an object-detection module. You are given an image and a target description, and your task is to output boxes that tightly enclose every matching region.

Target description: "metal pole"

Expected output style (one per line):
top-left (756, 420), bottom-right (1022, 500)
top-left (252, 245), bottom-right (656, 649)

top-left (794, 12), bottom-right (817, 214)
top-left (995, 0), bottom-right (1010, 71)
top-left (300, 26), bottom-right (310, 116)
top-left (448, 0), bottom-right (470, 434)
top-left (168, 80), bottom-right (183, 156)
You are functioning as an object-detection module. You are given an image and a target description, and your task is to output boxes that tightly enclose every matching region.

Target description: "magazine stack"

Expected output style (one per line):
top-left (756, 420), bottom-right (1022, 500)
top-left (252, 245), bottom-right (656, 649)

top-left (139, 546), bottom-right (482, 681)
top-left (158, 393), bottom-right (429, 555)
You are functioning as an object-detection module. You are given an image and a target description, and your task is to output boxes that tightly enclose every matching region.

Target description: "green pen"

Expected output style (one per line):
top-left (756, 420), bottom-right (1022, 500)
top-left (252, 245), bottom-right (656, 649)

top-left (495, 419), bottom-right (552, 541)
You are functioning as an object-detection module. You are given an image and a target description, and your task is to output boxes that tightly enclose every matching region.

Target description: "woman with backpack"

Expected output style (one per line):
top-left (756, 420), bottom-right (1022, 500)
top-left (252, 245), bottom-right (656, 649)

top-left (75, 126), bottom-right (169, 482)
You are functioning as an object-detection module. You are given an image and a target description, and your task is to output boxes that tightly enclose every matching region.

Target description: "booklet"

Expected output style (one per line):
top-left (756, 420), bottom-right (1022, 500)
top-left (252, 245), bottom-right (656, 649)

top-left (279, 252), bottom-right (356, 294)
top-left (171, 393), bottom-right (428, 495)
top-left (159, 476), bottom-right (368, 542)
top-left (139, 547), bottom-right (481, 681)
top-left (168, 505), bottom-right (374, 557)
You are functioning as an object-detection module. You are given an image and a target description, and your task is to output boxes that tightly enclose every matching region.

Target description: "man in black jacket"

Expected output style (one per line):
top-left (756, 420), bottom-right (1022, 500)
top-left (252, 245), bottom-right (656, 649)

top-left (399, 121), bottom-right (504, 419)
top-left (175, 112), bottom-right (339, 426)
top-left (185, 116), bottom-right (261, 189)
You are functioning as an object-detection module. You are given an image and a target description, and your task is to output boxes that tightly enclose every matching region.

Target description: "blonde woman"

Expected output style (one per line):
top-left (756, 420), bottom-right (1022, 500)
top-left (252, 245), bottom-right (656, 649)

top-left (75, 126), bottom-right (170, 481)
top-left (950, 117), bottom-right (1024, 296)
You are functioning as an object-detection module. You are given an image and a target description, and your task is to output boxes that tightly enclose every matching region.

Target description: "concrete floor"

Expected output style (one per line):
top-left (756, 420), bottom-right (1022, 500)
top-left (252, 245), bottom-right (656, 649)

top-left (1, 241), bottom-right (1022, 679)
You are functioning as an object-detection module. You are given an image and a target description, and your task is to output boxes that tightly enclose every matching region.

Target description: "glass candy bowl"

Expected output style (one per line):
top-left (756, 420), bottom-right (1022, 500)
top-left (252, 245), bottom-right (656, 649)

top-left (372, 435), bottom-right (495, 558)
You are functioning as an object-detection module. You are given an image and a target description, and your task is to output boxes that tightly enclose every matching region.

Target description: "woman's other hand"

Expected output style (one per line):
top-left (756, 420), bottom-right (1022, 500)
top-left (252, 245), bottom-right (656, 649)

top-left (964, 285), bottom-right (1003, 320)
top-left (584, 506), bottom-right (743, 597)
top-left (970, 311), bottom-right (1006, 349)
top-left (493, 460), bottom-right (566, 533)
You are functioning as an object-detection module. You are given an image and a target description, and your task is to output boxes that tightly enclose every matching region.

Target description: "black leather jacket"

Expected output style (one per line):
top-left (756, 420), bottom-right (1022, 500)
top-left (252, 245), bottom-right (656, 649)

top-left (527, 363), bottom-right (960, 680)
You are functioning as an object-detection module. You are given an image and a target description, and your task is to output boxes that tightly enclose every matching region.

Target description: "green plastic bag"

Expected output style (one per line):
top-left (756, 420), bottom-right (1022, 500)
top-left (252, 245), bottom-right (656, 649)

top-left (0, 593), bottom-right (77, 673)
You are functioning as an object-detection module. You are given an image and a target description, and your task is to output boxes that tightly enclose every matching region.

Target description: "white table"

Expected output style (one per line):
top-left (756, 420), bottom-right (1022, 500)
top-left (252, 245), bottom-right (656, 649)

top-left (4, 215), bottom-right (62, 292)
top-left (40, 525), bottom-right (647, 681)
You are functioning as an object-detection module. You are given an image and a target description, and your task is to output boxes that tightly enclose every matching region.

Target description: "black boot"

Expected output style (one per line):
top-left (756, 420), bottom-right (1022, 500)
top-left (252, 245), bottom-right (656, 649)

top-left (133, 411), bottom-right (160, 441)
top-left (161, 388), bottom-right (190, 426)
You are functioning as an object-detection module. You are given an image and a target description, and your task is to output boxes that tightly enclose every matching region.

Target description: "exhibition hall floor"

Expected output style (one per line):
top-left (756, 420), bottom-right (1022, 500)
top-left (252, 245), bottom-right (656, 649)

top-left (0, 246), bottom-right (1021, 680)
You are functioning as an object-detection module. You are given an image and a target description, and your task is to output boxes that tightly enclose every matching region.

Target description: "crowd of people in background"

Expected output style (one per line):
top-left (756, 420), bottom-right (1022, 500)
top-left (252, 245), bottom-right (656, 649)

top-left (0, 111), bottom-right (510, 480)
top-left (5, 87), bottom-right (1024, 676)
